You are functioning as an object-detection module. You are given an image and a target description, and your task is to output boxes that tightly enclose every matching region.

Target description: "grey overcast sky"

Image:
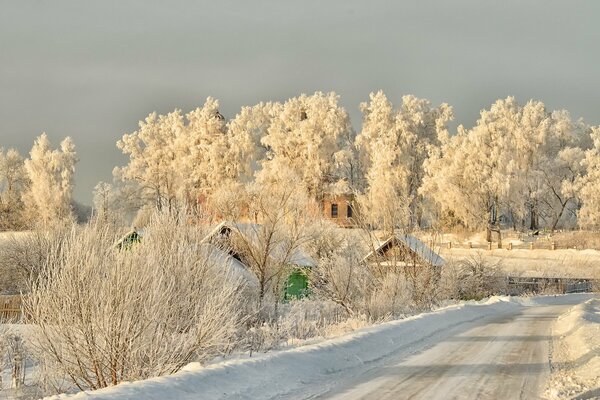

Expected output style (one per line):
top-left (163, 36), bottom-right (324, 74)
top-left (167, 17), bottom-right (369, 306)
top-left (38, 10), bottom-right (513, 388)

top-left (1, 0), bottom-right (599, 204)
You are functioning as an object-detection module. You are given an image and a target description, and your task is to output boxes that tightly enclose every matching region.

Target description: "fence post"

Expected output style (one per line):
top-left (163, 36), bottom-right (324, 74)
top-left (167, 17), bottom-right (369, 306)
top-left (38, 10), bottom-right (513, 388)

top-left (12, 352), bottom-right (23, 389)
top-left (551, 242), bottom-right (556, 250)
top-left (529, 242), bottom-right (534, 250)
top-left (447, 242), bottom-right (452, 249)
top-left (468, 241), bottom-right (472, 249)
top-left (508, 242), bottom-right (512, 250)
top-left (487, 242), bottom-right (492, 251)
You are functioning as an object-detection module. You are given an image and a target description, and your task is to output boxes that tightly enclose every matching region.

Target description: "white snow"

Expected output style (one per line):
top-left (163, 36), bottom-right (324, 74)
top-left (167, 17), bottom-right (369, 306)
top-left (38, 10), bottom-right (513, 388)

top-left (545, 298), bottom-right (600, 399)
top-left (46, 294), bottom-right (597, 400)
top-left (439, 247), bottom-right (600, 279)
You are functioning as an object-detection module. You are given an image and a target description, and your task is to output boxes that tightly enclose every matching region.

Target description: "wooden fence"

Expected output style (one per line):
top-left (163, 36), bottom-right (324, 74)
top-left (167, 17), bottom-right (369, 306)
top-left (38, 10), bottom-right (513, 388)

top-left (437, 240), bottom-right (560, 251)
top-left (506, 277), bottom-right (597, 295)
top-left (0, 295), bottom-right (23, 322)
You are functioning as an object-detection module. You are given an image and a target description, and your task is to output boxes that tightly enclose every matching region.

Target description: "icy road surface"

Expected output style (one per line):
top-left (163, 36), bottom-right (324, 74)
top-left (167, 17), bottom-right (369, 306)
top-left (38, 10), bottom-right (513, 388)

top-left (318, 302), bottom-right (571, 399)
top-left (54, 294), bottom-right (597, 400)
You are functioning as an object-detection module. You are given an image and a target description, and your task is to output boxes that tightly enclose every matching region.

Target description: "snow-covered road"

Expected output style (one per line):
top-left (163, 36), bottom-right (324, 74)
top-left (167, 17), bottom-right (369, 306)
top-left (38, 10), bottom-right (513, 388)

top-left (53, 294), bottom-right (597, 400)
top-left (320, 302), bottom-right (568, 399)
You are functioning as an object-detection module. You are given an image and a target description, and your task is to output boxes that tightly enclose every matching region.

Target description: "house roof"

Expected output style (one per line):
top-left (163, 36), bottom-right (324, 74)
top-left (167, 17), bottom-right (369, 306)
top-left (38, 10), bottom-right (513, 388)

top-left (363, 233), bottom-right (445, 267)
top-left (114, 228), bottom-right (145, 249)
top-left (201, 243), bottom-right (259, 288)
top-left (201, 221), bottom-right (317, 268)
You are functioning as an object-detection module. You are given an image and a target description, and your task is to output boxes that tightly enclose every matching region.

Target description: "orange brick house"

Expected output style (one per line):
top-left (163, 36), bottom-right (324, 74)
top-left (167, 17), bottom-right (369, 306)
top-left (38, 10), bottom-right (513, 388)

top-left (321, 193), bottom-right (356, 227)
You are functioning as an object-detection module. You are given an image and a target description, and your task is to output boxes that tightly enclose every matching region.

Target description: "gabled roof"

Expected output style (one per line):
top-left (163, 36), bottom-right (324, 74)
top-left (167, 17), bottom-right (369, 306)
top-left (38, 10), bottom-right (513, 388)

top-left (363, 233), bottom-right (445, 267)
top-left (114, 229), bottom-right (145, 249)
top-left (201, 243), bottom-right (259, 288)
top-left (201, 221), bottom-right (317, 268)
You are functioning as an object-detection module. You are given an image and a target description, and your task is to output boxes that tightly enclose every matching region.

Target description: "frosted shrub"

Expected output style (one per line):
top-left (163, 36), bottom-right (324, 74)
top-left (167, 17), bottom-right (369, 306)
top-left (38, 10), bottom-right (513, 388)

top-left (0, 225), bottom-right (70, 293)
top-left (367, 273), bottom-right (413, 320)
top-left (310, 232), bottom-right (374, 318)
top-left (25, 212), bottom-right (245, 392)
top-left (245, 299), bottom-right (351, 353)
top-left (441, 254), bottom-right (506, 300)
top-left (277, 300), bottom-right (346, 342)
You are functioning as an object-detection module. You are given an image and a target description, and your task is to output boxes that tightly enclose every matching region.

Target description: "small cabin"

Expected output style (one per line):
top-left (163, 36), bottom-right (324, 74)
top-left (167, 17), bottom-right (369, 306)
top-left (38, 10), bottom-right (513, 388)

top-left (364, 234), bottom-right (445, 269)
top-left (114, 229), bottom-right (143, 250)
top-left (202, 221), bottom-right (317, 300)
top-left (322, 193), bottom-right (356, 228)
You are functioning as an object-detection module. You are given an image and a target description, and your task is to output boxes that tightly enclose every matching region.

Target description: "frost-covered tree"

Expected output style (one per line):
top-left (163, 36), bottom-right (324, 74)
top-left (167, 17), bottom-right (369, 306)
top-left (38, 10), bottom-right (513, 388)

top-left (259, 92), bottom-right (355, 200)
top-left (92, 181), bottom-right (138, 226)
top-left (179, 97), bottom-right (233, 198)
top-left (116, 98), bottom-right (258, 214)
top-left (226, 101), bottom-right (278, 182)
top-left (423, 100), bottom-right (521, 240)
top-left (422, 97), bottom-right (590, 236)
top-left (115, 110), bottom-right (185, 212)
top-left (356, 91), bottom-right (452, 231)
top-left (0, 148), bottom-right (28, 230)
top-left (578, 126), bottom-right (600, 229)
top-left (503, 102), bottom-right (589, 231)
top-left (224, 170), bottom-right (316, 306)
top-left (22, 133), bottom-right (77, 226)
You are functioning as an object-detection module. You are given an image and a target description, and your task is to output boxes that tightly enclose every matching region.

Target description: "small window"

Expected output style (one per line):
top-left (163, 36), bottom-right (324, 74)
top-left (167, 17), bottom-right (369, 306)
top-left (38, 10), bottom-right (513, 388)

top-left (331, 203), bottom-right (338, 218)
top-left (347, 204), bottom-right (353, 218)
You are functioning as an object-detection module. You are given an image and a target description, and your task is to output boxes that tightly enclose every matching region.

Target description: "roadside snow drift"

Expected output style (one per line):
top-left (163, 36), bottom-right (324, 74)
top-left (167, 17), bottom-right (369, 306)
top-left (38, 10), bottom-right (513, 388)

top-left (45, 297), bottom-right (525, 400)
top-left (545, 298), bottom-right (600, 399)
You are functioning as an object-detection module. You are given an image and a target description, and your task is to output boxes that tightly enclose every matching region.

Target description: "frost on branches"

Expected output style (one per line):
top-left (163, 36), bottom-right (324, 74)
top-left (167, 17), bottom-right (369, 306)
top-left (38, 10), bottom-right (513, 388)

top-left (356, 91), bottom-right (453, 231)
top-left (421, 97), bottom-right (592, 235)
top-left (578, 126), bottom-right (600, 229)
top-left (0, 147), bottom-right (28, 229)
top-left (22, 133), bottom-right (77, 226)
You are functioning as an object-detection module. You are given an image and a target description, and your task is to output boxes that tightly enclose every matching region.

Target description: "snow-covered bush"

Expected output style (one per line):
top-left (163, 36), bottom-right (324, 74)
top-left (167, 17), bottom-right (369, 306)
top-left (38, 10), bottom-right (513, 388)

top-left (0, 227), bottom-right (70, 293)
top-left (440, 254), bottom-right (507, 300)
top-left (24, 212), bottom-right (245, 393)
top-left (244, 299), bottom-right (354, 353)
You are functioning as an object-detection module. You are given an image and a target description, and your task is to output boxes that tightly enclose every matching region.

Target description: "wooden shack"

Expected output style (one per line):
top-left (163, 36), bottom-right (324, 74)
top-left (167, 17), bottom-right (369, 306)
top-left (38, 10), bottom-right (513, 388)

top-left (363, 234), bottom-right (445, 270)
top-left (201, 221), bottom-right (317, 300)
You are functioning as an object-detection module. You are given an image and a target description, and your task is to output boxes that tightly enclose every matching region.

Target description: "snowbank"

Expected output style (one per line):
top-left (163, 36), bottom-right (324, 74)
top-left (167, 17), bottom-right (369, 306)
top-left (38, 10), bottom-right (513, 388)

top-left (47, 297), bottom-right (525, 400)
top-left (545, 298), bottom-right (600, 399)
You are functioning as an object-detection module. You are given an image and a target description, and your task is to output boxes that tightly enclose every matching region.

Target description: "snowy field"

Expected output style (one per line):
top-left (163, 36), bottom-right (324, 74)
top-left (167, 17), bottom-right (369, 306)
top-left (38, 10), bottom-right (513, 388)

top-left (439, 247), bottom-right (600, 279)
top-left (46, 294), bottom-right (598, 400)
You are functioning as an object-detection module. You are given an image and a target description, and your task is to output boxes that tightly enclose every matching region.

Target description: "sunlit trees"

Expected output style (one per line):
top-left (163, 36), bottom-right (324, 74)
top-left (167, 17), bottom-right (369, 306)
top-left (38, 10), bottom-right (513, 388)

top-left (259, 92), bottom-right (355, 200)
top-left (504, 102), bottom-right (590, 231)
top-left (422, 97), bottom-right (591, 237)
top-left (356, 91), bottom-right (452, 231)
top-left (22, 133), bottom-right (77, 226)
top-left (115, 110), bottom-right (185, 212)
top-left (578, 126), bottom-right (600, 229)
top-left (179, 97), bottom-right (235, 199)
top-left (109, 93), bottom-right (596, 232)
top-left (0, 148), bottom-right (28, 230)
top-left (226, 101), bottom-right (277, 183)
top-left (116, 98), bottom-right (265, 215)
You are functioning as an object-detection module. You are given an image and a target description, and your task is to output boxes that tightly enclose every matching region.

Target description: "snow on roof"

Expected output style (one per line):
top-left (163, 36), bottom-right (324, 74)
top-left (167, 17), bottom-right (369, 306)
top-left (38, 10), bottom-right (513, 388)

top-left (364, 233), bottom-right (445, 267)
top-left (201, 221), bottom-right (317, 268)
top-left (201, 243), bottom-right (259, 288)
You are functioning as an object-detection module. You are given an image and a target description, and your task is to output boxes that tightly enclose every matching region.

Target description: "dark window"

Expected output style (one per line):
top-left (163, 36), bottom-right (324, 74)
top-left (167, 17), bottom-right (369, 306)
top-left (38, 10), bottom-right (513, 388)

top-left (347, 203), bottom-right (353, 218)
top-left (331, 203), bottom-right (338, 218)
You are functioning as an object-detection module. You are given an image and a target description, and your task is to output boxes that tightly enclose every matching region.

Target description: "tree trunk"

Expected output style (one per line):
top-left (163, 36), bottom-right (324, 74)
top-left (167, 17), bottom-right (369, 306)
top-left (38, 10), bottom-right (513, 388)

top-left (550, 200), bottom-right (569, 233)
top-left (529, 205), bottom-right (538, 230)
